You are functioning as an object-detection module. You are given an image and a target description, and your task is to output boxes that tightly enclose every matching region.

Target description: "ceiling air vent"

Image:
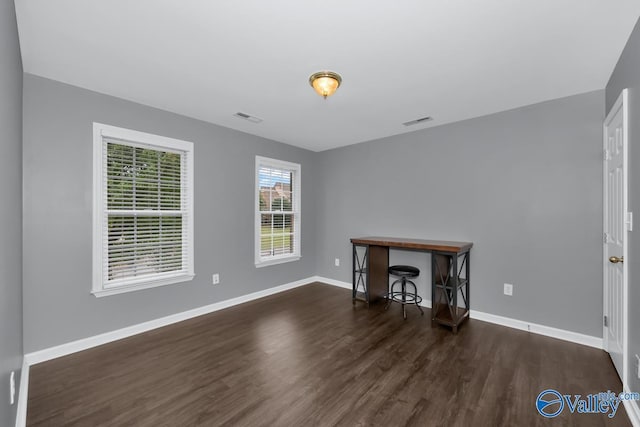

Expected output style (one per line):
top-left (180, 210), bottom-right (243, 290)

top-left (233, 112), bottom-right (263, 124)
top-left (402, 116), bottom-right (433, 126)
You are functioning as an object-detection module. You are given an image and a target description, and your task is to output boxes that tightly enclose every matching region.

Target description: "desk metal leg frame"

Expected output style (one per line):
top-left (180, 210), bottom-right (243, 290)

top-left (431, 250), bottom-right (470, 333)
top-left (352, 244), bottom-right (369, 305)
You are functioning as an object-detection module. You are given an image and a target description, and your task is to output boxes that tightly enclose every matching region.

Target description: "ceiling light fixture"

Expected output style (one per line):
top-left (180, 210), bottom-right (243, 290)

top-left (309, 71), bottom-right (342, 99)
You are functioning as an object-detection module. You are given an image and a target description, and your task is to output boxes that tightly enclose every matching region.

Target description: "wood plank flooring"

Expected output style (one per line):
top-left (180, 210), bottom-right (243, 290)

top-left (27, 282), bottom-right (630, 426)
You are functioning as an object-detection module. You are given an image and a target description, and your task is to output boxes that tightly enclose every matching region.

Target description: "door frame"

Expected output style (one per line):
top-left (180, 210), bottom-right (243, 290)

top-left (602, 88), bottom-right (629, 386)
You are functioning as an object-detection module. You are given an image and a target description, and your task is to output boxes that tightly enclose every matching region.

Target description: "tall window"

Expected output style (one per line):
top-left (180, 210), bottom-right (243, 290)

top-left (93, 123), bottom-right (194, 297)
top-left (255, 156), bottom-right (301, 267)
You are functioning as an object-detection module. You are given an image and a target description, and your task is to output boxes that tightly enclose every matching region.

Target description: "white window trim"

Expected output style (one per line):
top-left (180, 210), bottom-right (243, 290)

top-left (255, 156), bottom-right (301, 268)
top-left (92, 123), bottom-right (195, 297)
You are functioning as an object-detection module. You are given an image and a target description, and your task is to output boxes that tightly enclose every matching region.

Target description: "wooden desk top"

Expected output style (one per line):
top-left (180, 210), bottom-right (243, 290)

top-left (350, 236), bottom-right (473, 253)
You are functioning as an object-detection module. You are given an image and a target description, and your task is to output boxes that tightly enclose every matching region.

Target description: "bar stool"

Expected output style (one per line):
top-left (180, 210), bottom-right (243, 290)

top-left (385, 265), bottom-right (424, 319)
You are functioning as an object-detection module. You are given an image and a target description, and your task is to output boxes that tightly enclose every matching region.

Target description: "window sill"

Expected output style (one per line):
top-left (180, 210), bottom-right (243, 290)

top-left (92, 273), bottom-right (195, 297)
top-left (255, 255), bottom-right (301, 268)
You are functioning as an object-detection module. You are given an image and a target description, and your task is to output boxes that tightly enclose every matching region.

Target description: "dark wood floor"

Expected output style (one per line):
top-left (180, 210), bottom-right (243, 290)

top-left (27, 282), bottom-right (630, 426)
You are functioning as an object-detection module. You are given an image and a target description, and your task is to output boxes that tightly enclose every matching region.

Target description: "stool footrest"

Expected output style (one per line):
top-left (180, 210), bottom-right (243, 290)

top-left (387, 291), bottom-right (423, 305)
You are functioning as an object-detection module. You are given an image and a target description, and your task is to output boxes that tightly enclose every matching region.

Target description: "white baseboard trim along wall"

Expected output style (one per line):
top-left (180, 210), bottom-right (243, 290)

top-left (14, 276), bottom-right (617, 426)
top-left (623, 389), bottom-right (640, 427)
top-left (313, 277), bottom-right (604, 349)
top-left (15, 276), bottom-right (314, 427)
top-left (468, 310), bottom-right (603, 349)
top-left (24, 277), bottom-right (315, 366)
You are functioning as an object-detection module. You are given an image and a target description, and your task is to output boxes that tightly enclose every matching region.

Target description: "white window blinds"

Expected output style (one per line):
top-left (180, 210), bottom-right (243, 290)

top-left (93, 124), bottom-right (194, 296)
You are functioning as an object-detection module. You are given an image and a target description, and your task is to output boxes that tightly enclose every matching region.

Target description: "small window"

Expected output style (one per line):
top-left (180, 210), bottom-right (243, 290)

top-left (92, 123), bottom-right (194, 297)
top-left (255, 156), bottom-right (301, 267)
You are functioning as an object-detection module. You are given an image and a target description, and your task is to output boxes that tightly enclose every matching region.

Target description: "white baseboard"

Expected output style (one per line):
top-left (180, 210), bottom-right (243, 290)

top-left (317, 277), bottom-right (605, 349)
top-left (12, 276), bottom-right (623, 425)
top-left (311, 276), bottom-right (351, 289)
top-left (25, 276), bottom-right (316, 366)
top-left (315, 276), bottom-right (603, 349)
top-left (19, 276), bottom-right (426, 365)
top-left (15, 276), bottom-right (607, 427)
top-left (16, 276), bottom-right (319, 427)
top-left (313, 276), bottom-right (436, 307)
top-left (623, 385), bottom-right (640, 427)
top-left (469, 310), bottom-right (603, 349)
top-left (14, 357), bottom-right (29, 427)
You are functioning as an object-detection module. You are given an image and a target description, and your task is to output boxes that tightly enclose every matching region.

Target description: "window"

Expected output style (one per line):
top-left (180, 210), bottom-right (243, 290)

top-left (255, 156), bottom-right (301, 267)
top-left (92, 123), bottom-right (194, 297)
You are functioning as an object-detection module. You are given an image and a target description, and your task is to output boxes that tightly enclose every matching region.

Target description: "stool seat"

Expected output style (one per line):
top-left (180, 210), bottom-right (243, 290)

top-left (388, 265), bottom-right (419, 277)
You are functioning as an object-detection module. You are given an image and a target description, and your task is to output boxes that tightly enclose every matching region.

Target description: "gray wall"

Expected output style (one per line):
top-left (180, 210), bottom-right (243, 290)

top-left (19, 27), bottom-right (630, 362)
top-left (22, 75), bottom-right (319, 353)
top-left (0, 0), bottom-right (23, 424)
top-left (606, 17), bottom-right (640, 394)
top-left (316, 90), bottom-right (604, 337)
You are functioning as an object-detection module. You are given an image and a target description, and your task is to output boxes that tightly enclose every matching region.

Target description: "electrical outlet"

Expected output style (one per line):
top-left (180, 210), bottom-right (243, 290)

top-left (335, 258), bottom-right (340, 267)
top-left (504, 283), bottom-right (513, 296)
top-left (212, 274), bottom-right (220, 285)
top-left (9, 371), bottom-right (15, 405)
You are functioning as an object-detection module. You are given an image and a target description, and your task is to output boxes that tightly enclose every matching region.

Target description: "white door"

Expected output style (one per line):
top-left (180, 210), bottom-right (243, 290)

top-left (603, 89), bottom-right (629, 383)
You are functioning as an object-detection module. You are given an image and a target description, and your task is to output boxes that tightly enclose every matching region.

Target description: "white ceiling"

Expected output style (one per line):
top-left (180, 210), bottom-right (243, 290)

top-left (15, 1), bottom-right (640, 152)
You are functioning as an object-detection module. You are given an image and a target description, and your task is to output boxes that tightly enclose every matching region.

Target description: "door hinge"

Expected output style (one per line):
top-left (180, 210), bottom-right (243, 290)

top-left (604, 315), bottom-right (608, 327)
top-left (604, 232), bottom-right (609, 244)
top-left (604, 149), bottom-right (610, 161)
top-left (626, 212), bottom-right (633, 231)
